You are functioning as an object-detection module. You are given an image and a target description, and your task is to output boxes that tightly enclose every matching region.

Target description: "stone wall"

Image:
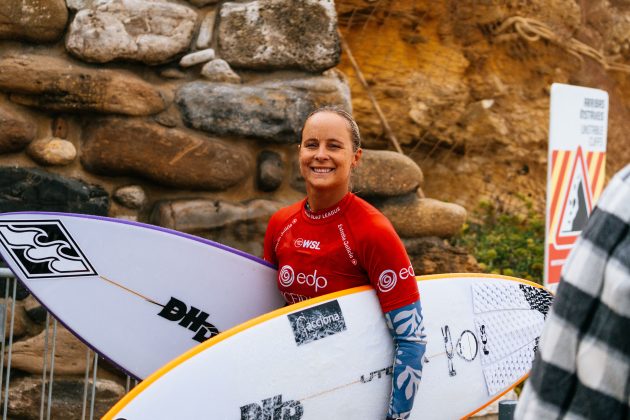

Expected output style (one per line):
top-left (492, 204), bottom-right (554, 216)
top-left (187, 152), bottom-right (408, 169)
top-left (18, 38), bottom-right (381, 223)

top-left (0, 0), bottom-right (470, 416)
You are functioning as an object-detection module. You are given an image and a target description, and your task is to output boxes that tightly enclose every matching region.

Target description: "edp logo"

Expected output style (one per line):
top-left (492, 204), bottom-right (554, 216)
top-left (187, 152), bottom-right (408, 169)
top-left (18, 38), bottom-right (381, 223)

top-left (240, 394), bottom-right (303, 420)
top-left (157, 297), bottom-right (219, 343)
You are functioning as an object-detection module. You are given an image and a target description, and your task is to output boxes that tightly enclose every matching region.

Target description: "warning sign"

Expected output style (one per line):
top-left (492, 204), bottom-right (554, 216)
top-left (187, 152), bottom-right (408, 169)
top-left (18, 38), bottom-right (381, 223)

top-left (545, 84), bottom-right (608, 288)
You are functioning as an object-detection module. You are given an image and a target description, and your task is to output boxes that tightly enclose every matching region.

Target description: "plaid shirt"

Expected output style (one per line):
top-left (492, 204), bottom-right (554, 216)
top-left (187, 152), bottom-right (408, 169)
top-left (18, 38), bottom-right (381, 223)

top-left (515, 163), bottom-right (630, 419)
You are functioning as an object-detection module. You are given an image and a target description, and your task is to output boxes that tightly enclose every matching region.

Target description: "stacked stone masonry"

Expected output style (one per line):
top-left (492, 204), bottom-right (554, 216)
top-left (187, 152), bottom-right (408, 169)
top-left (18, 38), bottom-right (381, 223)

top-left (0, 0), bottom-right (468, 416)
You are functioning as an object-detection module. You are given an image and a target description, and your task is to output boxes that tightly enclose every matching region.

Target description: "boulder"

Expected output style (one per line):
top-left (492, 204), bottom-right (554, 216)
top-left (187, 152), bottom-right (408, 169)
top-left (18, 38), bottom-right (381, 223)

top-left (403, 237), bottom-right (481, 275)
top-left (9, 326), bottom-right (92, 375)
top-left (27, 137), bottom-right (77, 166)
top-left (180, 49), bottom-right (215, 67)
top-left (176, 71), bottom-right (351, 143)
top-left (152, 199), bottom-right (282, 256)
top-left (218, 0), bottom-right (340, 72)
top-left (196, 9), bottom-right (216, 49)
top-left (113, 185), bottom-right (147, 209)
top-left (187, 0), bottom-right (220, 6)
top-left (0, 0), bottom-right (68, 42)
top-left (6, 376), bottom-right (125, 419)
top-left (0, 299), bottom-right (32, 339)
top-left (0, 55), bottom-right (166, 116)
top-left (379, 194), bottom-right (467, 238)
top-left (0, 167), bottom-right (109, 215)
top-left (352, 150), bottom-right (423, 197)
top-left (66, 0), bottom-right (197, 65)
top-left (81, 118), bottom-right (252, 190)
top-left (200, 59), bottom-right (241, 83)
top-left (0, 104), bottom-right (36, 154)
top-left (23, 295), bottom-right (46, 323)
top-left (256, 150), bottom-right (284, 192)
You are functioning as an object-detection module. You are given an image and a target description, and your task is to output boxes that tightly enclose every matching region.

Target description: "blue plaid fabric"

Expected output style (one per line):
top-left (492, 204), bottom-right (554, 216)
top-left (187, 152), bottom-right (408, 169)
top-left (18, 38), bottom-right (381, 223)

top-left (515, 163), bottom-right (630, 419)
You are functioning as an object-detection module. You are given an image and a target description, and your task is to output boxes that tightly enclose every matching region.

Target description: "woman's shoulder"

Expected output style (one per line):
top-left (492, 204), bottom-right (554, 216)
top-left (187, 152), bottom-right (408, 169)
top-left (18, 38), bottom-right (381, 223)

top-left (269, 199), bottom-right (304, 225)
top-left (347, 195), bottom-right (396, 232)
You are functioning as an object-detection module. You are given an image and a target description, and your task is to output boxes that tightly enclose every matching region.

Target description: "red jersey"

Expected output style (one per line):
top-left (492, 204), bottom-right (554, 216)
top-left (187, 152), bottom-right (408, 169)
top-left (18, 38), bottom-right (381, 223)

top-left (264, 193), bottom-right (419, 313)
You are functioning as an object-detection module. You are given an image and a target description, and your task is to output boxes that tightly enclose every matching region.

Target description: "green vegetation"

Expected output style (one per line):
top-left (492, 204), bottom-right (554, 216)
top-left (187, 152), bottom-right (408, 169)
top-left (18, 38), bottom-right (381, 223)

top-left (451, 196), bottom-right (545, 284)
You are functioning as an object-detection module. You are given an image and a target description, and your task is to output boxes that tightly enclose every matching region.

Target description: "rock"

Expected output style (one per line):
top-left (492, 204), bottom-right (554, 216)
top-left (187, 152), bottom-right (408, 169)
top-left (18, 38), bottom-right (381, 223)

top-left (179, 48), bottom-right (215, 67)
top-left (352, 150), bottom-right (423, 197)
top-left (379, 194), bottom-right (467, 238)
top-left (113, 185), bottom-right (147, 209)
top-left (0, 103), bottom-right (36, 154)
top-left (290, 158), bottom-right (306, 192)
top-left (0, 299), bottom-right (31, 339)
top-left (160, 68), bottom-right (188, 79)
top-left (66, 0), bottom-right (94, 10)
top-left (152, 199), bottom-right (282, 256)
top-left (9, 325), bottom-right (91, 375)
top-left (218, 0), bottom-right (340, 72)
top-left (176, 72), bottom-right (351, 142)
top-left (0, 278), bottom-right (30, 300)
top-left (459, 99), bottom-right (509, 151)
top-left (403, 237), bottom-right (481, 275)
top-left (196, 9), bottom-right (216, 49)
top-left (0, 0), bottom-right (68, 42)
top-left (257, 150), bottom-right (284, 192)
top-left (200, 59), bottom-right (241, 83)
top-left (0, 167), bottom-right (109, 215)
top-left (23, 295), bottom-right (46, 323)
top-left (52, 116), bottom-right (69, 139)
top-left (6, 376), bottom-right (125, 419)
top-left (81, 118), bottom-right (252, 190)
top-left (27, 137), bottom-right (77, 166)
top-left (66, 0), bottom-right (197, 65)
top-left (188, 0), bottom-right (220, 6)
top-left (152, 105), bottom-right (181, 128)
top-left (0, 55), bottom-right (166, 116)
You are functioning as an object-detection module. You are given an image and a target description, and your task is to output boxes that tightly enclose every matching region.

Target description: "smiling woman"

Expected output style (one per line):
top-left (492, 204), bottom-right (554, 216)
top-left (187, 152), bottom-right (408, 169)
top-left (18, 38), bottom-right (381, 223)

top-left (263, 106), bottom-right (427, 420)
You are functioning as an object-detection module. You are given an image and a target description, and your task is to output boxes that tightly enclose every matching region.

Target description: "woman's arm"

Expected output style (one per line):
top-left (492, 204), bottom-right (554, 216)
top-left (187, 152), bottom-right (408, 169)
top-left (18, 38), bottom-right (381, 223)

top-left (384, 299), bottom-right (427, 420)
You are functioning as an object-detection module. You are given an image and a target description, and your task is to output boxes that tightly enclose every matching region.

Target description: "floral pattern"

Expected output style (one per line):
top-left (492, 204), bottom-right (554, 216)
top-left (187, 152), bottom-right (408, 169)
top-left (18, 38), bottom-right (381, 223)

top-left (384, 300), bottom-right (427, 419)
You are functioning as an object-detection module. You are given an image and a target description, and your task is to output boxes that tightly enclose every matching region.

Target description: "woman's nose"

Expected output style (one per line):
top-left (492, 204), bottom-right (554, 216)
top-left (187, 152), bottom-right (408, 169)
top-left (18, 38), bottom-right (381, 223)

top-left (314, 145), bottom-right (328, 160)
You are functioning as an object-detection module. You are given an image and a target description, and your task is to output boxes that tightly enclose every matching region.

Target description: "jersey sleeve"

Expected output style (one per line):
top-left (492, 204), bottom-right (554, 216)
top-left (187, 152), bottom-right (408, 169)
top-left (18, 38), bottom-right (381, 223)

top-left (263, 212), bottom-right (279, 266)
top-left (358, 217), bottom-right (419, 313)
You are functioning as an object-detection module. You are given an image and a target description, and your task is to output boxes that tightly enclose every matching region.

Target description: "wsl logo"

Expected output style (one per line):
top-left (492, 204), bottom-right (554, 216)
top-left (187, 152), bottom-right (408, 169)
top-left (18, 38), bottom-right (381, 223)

top-left (0, 220), bottom-right (97, 279)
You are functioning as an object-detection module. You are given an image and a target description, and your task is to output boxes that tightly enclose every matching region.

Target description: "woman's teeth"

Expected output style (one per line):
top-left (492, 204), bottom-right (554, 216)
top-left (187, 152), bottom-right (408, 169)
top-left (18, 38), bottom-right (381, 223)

top-left (312, 168), bottom-right (333, 173)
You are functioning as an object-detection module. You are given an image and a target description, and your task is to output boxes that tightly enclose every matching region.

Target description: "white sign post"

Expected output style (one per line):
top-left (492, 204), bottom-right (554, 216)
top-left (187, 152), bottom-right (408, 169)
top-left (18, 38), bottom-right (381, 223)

top-left (545, 83), bottom-right (608, 289)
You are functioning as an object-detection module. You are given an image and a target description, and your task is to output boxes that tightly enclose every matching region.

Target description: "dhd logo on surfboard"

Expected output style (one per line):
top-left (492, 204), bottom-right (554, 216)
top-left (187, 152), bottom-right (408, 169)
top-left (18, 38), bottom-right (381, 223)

top-left (0, 220), bottom-right (97, 279)
top-left (240, 394), bottom-right (303, 420)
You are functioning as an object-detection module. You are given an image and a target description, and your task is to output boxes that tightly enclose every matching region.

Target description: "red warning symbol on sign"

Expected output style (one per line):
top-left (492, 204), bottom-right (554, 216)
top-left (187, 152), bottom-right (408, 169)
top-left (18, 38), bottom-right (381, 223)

top-left (554, 146), bottom-right (593, 246)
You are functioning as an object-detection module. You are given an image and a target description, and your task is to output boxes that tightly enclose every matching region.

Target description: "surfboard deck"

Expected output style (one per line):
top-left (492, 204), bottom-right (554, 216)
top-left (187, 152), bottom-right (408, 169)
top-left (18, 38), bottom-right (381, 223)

top-left (105, 274), bottom-right (553, 419)
top-left (0, 212), bottom-right (285, 379)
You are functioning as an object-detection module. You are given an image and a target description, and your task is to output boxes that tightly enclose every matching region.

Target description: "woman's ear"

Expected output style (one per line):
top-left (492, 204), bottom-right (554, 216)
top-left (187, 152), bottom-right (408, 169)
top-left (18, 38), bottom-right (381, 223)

top-left (352, 148), bottom-right (363, 168)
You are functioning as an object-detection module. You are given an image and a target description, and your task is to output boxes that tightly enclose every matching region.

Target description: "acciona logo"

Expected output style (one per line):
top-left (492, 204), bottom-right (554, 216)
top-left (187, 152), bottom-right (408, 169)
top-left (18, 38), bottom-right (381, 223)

top-left (278, 265), bottom-right (328, 292)
top-left (293, 238), bottom-right (321, 250)
top-left (377, 265), bottom-right (415, 293)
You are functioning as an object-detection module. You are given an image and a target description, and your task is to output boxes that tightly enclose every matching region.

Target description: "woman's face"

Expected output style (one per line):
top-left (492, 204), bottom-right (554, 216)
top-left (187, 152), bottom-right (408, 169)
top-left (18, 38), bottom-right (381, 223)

top-left (299, 111), bottom-right (362, 194)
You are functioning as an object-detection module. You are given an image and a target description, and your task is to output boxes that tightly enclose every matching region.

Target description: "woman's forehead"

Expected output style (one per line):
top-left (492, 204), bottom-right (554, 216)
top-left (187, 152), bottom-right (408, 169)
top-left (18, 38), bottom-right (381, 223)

top-left (303, 112), bottom-right (351, 137)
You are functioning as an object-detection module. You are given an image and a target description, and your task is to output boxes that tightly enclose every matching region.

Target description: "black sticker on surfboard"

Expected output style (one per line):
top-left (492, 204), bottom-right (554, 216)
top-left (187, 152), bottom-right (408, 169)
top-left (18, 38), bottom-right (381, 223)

top-left (287, 300), bottom-right (346, 346)
top-left (0, 220), bottom-right (97, 279)
top-left (519, 284), bottom-right (553, 318)
top-left (240, 394), bottom-right (303, 420)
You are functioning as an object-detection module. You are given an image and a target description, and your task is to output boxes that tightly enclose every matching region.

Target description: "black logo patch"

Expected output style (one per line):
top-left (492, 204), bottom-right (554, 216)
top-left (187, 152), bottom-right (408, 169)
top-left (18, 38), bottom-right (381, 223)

top-left (0, 220), bottom-right (97, 279)
top-left (240, 394), bottom-right (303, 420)
top-left (287, 300), bottom-right (346, 346)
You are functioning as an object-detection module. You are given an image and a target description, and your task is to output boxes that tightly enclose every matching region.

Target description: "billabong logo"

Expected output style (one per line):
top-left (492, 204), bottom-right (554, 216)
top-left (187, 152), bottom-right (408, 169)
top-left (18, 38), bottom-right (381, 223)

top-left (240, 394), bottom-right (303, 420)
top-left (293, 238), bottom-right (321, 250)
top-left (278, 265), bottom-right (327, 292)
top-left (287, 300), bottom-right (346, 346)
top-left (0, 220), bottom-right (97, 279)
top-left (157, 297), bottom-right (219, 343)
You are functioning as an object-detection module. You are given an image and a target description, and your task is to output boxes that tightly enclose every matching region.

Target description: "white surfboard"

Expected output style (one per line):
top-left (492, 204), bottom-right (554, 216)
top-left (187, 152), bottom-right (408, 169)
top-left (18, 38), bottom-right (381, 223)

top-left (0, 212), bottom-right (285, 379)
top-left (105, 274), bottom-right (553, 419)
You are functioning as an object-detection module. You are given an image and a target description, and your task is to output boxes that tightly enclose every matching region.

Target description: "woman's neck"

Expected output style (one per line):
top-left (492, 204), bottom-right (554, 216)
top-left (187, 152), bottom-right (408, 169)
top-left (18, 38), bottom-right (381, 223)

top-left (305, 187), bottom-right (349, 212)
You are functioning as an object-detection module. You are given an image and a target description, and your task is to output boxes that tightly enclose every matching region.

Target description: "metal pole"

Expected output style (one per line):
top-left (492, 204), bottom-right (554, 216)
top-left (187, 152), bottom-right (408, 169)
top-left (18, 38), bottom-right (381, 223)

top-left (81, 349), bottom-right (91, 420)
top-left (45, 319), bottom-right (58, 420)
top-left (89, 353), bottom-right (98, 420)
top-left (2, 279), bottom-right (17, 420)
top-left (125, 375), bottom-right (131, 394)
top-left (499, 400), bottom-right (518, 420)
top-left (0, 278), bottom-right (9, 408)
top-left (39, 313), bottom-right (51, 420)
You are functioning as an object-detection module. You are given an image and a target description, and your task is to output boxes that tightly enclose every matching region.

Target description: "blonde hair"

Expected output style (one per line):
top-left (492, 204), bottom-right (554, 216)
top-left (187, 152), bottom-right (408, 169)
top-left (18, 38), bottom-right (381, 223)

top-left (300, 106), bottom-right (361, 152)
